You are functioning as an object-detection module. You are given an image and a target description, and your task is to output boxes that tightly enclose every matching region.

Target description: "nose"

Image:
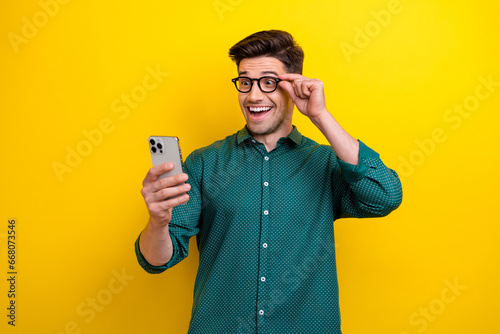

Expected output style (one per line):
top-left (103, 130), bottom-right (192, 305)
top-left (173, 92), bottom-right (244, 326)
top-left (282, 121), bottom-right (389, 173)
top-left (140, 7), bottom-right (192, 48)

top-left (247, 81), bottom-right (265, 102)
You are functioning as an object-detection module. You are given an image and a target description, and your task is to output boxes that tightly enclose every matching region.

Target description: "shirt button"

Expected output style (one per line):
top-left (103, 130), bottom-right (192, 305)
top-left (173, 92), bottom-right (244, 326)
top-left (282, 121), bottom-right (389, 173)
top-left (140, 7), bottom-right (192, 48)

top-left (264, 210), bottom-right (269, 215)
top-left (261, 277), bottom-right (266, 282)
top-left (259, 310), bottom-right (264, 316)
top-left (263, 243), bottom-right (268, 248)
top-left (252, 140), bottom-right (256, 143)
top-left (264, 181), bottom-right (269, 187)
top-left (264, 156), bottom-right (269, 161)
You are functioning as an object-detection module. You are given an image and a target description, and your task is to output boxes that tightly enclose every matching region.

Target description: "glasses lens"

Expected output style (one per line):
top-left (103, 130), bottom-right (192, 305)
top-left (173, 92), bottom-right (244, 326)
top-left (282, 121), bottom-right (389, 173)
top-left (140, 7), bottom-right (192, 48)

top-left (237, 77), bottom-right (252, 92)
top-left (259, 77), bottom-right (278, 92)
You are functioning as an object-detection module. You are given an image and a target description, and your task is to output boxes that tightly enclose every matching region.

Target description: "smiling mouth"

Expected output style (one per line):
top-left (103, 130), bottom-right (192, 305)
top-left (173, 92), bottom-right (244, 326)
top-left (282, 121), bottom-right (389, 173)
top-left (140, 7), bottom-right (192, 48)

top-left (248, 106), bottom-right (272, 116)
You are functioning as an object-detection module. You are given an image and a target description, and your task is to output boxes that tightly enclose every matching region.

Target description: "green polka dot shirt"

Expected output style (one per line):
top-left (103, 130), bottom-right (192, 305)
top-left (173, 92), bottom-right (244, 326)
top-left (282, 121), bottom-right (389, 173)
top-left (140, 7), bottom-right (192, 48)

top-left (135, 125), bottom-right (403, 333)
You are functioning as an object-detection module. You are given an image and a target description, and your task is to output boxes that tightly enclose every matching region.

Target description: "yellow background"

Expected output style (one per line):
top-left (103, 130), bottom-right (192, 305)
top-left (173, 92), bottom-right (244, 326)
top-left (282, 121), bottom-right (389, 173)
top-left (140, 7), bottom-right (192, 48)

top-left (1, 0), bottom-right (499, 333)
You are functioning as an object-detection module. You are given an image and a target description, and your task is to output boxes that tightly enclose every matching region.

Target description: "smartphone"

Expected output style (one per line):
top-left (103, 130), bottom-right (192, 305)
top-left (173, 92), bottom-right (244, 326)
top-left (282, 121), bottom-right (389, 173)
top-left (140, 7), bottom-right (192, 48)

top-left (149, 136), bottom-right (184, 181)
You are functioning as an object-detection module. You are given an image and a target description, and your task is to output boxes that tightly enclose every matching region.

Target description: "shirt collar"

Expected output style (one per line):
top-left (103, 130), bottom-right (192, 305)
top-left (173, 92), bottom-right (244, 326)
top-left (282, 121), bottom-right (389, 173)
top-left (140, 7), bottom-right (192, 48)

top-left (236, 125), bottom-right (303, 146)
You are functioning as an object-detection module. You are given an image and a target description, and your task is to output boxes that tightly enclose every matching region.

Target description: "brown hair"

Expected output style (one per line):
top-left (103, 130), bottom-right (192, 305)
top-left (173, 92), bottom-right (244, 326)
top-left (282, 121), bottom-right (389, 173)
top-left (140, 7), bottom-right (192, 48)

top-left (228, 30), bottom-right (304, 74)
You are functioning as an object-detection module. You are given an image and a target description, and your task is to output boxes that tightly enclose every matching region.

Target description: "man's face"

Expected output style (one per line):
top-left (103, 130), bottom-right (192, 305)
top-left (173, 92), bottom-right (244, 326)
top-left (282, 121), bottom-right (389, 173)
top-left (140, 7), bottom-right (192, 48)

top-left (237, 57), bottom-right (294, 138)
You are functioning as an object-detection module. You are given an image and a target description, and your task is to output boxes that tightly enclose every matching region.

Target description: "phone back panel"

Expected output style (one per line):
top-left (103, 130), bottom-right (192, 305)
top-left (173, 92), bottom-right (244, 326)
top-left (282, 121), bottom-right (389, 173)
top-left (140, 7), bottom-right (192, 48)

top-left (149, 136), bottom-right (184, 180)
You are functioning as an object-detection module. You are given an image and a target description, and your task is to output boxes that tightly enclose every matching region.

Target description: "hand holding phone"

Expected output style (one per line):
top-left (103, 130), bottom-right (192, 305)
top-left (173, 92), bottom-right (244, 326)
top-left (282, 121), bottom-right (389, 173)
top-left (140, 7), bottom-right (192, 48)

top-left (142, 136), bottom-right (189, 227)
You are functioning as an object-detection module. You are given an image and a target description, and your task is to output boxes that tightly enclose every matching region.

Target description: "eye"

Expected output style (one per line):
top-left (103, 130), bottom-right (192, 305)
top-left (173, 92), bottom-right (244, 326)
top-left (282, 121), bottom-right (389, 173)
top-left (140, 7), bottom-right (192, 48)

top-left (262, 78), bottom-right (277, 87)
top-left (239, 79), bottom-right (251, 86)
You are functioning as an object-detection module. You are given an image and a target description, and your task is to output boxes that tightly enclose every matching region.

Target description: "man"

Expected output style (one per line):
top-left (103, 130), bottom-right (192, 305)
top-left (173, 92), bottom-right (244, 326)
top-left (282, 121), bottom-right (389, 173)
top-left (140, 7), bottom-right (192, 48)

top-left (136, 30), bottom-right (402, 333)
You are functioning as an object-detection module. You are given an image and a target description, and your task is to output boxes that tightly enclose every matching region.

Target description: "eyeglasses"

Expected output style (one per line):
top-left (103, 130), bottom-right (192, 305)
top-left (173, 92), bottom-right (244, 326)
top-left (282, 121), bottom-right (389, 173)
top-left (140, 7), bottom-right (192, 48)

top-left (231, 76), bottom-right (283, 93)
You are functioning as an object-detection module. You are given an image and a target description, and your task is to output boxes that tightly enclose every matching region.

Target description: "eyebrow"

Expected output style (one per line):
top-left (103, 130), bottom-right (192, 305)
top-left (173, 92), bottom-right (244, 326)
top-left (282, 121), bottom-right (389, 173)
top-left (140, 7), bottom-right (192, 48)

top-left (238, 70), bottom-right (279, 77)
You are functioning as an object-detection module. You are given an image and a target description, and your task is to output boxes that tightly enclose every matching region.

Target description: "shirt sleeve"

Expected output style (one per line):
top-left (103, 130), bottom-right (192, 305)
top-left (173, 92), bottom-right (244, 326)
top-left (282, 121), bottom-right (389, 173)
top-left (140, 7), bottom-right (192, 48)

top-left (134, 151), bottom-right (203, 274)
top-left (335, 140), bottom-right (403, 218)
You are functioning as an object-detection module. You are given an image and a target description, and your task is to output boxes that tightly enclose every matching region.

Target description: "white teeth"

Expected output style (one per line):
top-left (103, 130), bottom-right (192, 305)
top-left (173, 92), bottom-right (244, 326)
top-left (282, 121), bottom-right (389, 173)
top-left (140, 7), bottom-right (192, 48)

top-left (249, 106), bottom-right (272, 112)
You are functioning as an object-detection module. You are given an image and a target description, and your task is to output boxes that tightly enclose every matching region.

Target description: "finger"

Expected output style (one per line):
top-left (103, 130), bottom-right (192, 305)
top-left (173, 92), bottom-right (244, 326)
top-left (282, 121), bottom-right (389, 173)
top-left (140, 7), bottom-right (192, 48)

top-left (161, 193), bottom-right (190, 209)
top-left (150, 191), bottom-right (190, 212)
top-left (153, 183), bottom-right (191, 202)
top-left (151, 172), bottom-right (189, 192)
top-left (143, 163), bottom-right (174, 185)
top-left (279, 73), bottom-right (307, 81)
top-left (141, 172), bottom-right (188, 202)
top-left (278, 80), bottom-right (299, 102)
top-left (300, 81), bottom-right (312, 98)
top-left (148, 194), bottom-right (189, 221)
top-left (293, 80), bottom-right (309, 99)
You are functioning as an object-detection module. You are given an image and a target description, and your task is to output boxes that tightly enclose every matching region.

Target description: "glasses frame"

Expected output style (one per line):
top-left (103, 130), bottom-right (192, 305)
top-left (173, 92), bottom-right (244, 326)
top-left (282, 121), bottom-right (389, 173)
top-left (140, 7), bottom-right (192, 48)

top-left (231, 76), bottom-right (283, 93)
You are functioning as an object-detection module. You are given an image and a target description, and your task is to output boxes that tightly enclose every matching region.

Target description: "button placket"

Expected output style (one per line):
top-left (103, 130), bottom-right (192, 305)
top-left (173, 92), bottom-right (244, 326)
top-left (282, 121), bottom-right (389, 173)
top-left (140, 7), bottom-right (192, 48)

top-left (257, 151), bottom-right (271, 330)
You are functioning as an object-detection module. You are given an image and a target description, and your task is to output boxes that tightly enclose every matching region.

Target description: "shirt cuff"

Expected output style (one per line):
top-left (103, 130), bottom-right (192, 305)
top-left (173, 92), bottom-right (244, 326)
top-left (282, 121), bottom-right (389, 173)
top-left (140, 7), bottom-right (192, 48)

top-left (337, 140), bottom-right (379, 183)
top-left (134, 233), bottom-right (177, 274)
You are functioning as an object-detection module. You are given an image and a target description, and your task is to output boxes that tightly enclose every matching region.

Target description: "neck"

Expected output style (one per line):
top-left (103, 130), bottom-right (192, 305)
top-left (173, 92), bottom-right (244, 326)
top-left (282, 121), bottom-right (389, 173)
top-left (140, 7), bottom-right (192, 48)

top-left (250, 124), bottom-right (293, 152)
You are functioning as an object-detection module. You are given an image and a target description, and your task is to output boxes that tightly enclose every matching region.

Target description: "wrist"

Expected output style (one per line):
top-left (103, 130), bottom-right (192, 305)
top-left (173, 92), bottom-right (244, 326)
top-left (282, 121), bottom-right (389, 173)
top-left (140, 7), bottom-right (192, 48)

top-left (309, 109), bottom-right (332, 129)
top-left (148, 216), bottom-right (170, 232)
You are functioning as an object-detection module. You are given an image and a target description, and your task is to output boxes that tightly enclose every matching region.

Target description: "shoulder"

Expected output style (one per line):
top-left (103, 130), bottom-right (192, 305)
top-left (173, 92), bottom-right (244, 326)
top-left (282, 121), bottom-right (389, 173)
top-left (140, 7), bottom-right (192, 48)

top-left (184, 131), bottom-right (238, 168)
top-left (193, 132), bottom-right (237, 157)
top-left (299, 134), bottom-right (337, 158)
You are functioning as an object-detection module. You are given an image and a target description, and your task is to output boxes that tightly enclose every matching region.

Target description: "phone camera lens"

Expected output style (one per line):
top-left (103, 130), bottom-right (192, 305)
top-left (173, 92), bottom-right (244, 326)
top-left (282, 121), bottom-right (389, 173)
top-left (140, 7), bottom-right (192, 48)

top-left (157, 143), bottom-right (163, 150)
top-left (150, 139), bottom-right (156, 145)
top-left (151, 147), bottom-right (157, 153)
top-left (160, 150), bottom-right (163, 153)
